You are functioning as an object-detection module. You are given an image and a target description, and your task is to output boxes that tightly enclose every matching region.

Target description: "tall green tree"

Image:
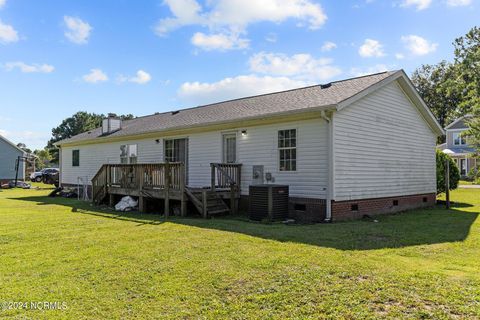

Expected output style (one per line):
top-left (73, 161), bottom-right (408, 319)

top-left (47, 111), bottom-right (134, 163)
top-left (411, 61), bottom-right (461, 132)
top-left (453, 27), bottom-right (480, 153)
top-left (33, 148), bottom-right (53, 170)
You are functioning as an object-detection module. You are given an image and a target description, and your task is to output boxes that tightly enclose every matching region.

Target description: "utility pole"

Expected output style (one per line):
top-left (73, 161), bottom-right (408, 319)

top-left (445, 158), bottom-right (450, 209)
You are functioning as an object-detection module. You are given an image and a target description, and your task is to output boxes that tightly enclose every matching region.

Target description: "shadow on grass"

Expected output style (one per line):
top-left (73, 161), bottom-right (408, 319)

top-left (11, 195), bottom-right (479, 250)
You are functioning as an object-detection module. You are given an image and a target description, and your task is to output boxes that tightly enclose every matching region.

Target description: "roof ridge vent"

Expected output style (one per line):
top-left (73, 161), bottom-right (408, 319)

top-left (320, 83), bottom-right (332, 89)
top-left (171, 110), bottom-right (180, 115)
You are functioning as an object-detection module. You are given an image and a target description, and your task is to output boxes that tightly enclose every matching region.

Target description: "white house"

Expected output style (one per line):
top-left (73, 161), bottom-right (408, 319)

top-left (0, 134), bottom-right (26, 183)
top-left (56, 70), bottom-right (444, 221)
top-left (438, 115), bottom-right (477, 177)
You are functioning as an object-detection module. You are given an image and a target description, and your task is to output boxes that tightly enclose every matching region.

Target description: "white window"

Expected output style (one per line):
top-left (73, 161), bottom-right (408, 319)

top-left (164, 138), bottom-right (187, 163)
top-left (453, 132), bottom-right (466, 145)
top-left (120, 144), bottom-right (137, 164)
top-left (278, 129), bottom-right (297, 171)
top-left (222, 133), bottom-right (237, 163)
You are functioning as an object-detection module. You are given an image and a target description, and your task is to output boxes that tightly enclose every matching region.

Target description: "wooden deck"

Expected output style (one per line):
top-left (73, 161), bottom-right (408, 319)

top-left (92, 162), bottom-right (242, 218)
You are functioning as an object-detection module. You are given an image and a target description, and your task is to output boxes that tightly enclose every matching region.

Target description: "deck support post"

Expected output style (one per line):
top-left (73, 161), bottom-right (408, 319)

top-left (230, 184), bottom-right (235, 215)
top-left (137, 165), bottom-right (147, 212)
top-left (109, 194), bottom-right (115, 207)
top-left (202, 190), bottom-right (208, 218)
top-left (164, 162), bottom-right (170, 217)
top-left (139, 196), bottom-right (147, 212)
top-left (180, 164), bottom-right (186, 217)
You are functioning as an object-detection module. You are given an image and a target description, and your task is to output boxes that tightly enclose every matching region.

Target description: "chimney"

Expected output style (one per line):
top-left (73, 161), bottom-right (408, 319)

top-left (102, 113), bottom-right (122, 134)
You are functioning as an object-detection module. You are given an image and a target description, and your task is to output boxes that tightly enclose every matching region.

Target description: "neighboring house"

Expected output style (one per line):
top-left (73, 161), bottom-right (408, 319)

top-left (0, 135), bottom-right (26, 183)
top-left (438, 115), bottom-right (477, 177)
top-left (56, 70), bottom-right (444, 221)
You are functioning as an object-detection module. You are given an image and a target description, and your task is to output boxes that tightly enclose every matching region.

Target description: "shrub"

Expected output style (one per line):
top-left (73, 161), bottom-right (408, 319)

top-left (436, 150), bottom-right (460, 194)
top-left (467, 164), bottom-right (480, 184)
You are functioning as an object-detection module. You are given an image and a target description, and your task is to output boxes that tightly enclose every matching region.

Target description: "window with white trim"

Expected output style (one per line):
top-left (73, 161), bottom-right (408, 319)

top-left (120, 144), bottom-right (138, 164)
top-left (278, 129), bottom-right (297, 171)
top-left (453, 132), bottom-right (467, 145)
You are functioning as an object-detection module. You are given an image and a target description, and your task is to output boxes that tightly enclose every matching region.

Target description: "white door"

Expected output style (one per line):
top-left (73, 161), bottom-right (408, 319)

top-left (222, 133), bottom-right (237, 164)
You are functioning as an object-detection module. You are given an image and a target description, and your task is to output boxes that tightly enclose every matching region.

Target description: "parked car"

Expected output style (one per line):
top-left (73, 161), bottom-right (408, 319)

top-left (42, 170), bottom-right (59, 187)
top-left (30, 168), bottom-right (59, 182)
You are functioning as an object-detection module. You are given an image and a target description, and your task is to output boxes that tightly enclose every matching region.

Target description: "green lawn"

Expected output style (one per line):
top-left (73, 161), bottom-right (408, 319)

top-left (0, 186), bottom-right (479, 319)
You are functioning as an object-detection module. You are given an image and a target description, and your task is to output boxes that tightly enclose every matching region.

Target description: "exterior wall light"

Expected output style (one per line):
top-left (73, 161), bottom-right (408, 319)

top-left (241, 130), bottom-right (247, 136)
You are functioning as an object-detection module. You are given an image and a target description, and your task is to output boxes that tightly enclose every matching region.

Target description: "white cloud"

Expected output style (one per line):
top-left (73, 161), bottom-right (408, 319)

top-left (249, 52), bottom-right (341, 81)
top-left (82, 69), bottom-right (108, 83)
top-left (155, 0), bottom-right (327, 50)
top-left (446, 0), bottom-right (472, 6)
top-left (321, 41), bottom-right (337, 52)
top-left (154, 0), bottom-right (204, 36)
top-left (117, 70), bottom-right (152, 84)
top-left (358, 39), bottom-right (385, 58)
top-left (350, 64), bottom-right (390, 77)
top-left (400, 0), bottom-right (432, 10)
top-left (191, 32), bottom-right (249, 51)
top-left (156, 0), bottom-right (327, 34)
top-left (178, 74), bottom-right (307, 105)
top-left (395, 53), bottom-right (405, 60)
top-left (0, 0), bottom-right (6, 9)
top-left (4, 61), bottom-right (54, 73)
top-left (0, 19), bottom-right (18, 44)
top-left (401, 35), bottom-right (438, 56)
top-left (64, 16), bottom-right (92, 44)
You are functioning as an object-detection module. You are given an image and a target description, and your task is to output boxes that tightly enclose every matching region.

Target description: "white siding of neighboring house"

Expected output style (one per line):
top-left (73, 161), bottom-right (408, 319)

top-left (61, 118), bottom-right (329, 199)
top-left (333, 81), bottom-right (437, 201)
top-left (0, 138), bottom-right (25, 180)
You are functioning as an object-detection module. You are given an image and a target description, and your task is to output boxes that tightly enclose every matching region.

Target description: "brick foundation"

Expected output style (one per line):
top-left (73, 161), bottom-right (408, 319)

top-left (331, 193), bottom-right (436, 221)
top-left (288, 197), bottom-right (326, 223)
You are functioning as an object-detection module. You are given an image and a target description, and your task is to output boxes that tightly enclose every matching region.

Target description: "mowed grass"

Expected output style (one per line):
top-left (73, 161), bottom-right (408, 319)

top-left (0, 186), bottom-right (479, 319)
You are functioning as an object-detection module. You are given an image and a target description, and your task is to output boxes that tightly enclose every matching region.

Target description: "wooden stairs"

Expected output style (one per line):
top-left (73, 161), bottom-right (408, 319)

top-left (185, 187), bottom-right (230, 218)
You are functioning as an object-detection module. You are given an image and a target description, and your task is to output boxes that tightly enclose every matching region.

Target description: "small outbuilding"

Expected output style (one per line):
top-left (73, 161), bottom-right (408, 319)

top-left (0, 134), bottom-right (26, 184)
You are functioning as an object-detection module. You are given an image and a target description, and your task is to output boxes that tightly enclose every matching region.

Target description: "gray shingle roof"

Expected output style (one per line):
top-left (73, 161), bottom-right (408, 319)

top-left (57, 71), bottom-right (398, 145)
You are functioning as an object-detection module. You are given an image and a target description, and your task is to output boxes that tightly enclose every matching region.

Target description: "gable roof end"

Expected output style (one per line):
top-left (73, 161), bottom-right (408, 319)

top-left (337, 70), bottom-right (444, 136)
top-left (0, 134), bottom-right (27, 154)
top-left (444, 114), bottom-right (472, 130)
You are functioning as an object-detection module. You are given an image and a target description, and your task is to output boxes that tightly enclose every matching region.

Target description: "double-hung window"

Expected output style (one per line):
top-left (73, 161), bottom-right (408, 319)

top-left (72, 150), bottom-right (80, 167)
top-left (120, 144), bottom-right (138, 164)
top-left (278, 129), bottom-right (297, 171)
top-left (453, 132), bottom-right (467, 146)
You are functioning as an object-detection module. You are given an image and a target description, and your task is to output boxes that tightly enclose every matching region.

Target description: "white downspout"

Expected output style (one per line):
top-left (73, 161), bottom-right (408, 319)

top-left (321, 110), bottom-right (334, 222)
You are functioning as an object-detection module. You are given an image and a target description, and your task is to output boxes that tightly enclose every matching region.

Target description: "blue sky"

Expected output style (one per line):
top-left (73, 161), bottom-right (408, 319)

top-left (0, 0), bottom-right (478, 150)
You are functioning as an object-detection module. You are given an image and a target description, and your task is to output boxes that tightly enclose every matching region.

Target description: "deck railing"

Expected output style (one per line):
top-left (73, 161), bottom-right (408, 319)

top-left (92, 162), bottom-right (185, 204)
top-left (210, 163), bottom-right (242, 190)
top-left (211, 163), bottom-right (242, 214)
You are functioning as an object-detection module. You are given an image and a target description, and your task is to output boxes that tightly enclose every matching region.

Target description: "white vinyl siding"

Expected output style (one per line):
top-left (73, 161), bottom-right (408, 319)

top-left (61, 137), bottom-right (163, 185)
top-left (0, 139), bottom-right (25, 180)
top-left (333, 81), bottom-right (437, 201)
top-left (61, 118), bottom-right (328, 199)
